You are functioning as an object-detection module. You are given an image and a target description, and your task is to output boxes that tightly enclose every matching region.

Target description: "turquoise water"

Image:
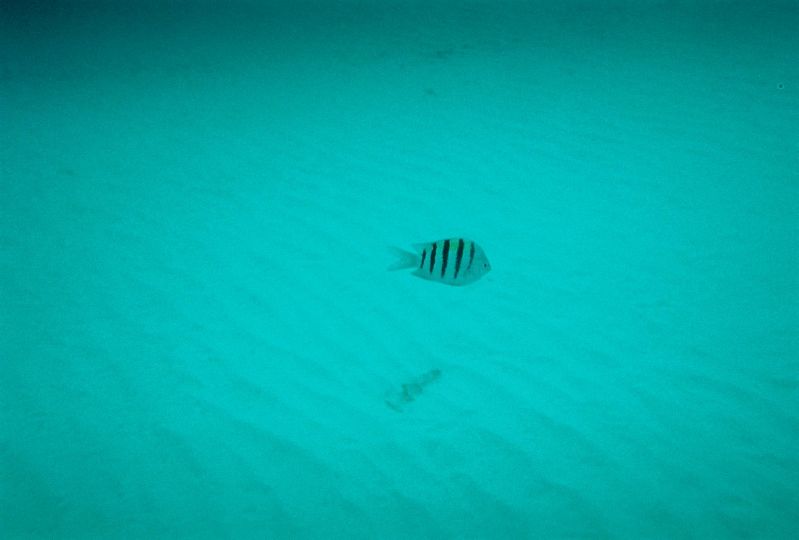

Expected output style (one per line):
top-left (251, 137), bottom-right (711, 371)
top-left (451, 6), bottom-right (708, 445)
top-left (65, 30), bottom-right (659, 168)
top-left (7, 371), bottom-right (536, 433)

top-left (2, 1), bottom-right (797, 538)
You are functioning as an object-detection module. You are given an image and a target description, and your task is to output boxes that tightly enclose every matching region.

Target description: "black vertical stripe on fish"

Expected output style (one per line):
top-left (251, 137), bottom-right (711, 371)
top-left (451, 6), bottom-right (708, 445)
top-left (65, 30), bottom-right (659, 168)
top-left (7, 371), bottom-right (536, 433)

top-left (453, 238), bottom-right (465, 279)
top-left (441, 239), bottom-right (450, 277)
top-left (467, 241), bottom-right (475, 270)
top-left (420, 249), bottom-right (426, 269)
top-left (429, 242), bottom-right (437, 274)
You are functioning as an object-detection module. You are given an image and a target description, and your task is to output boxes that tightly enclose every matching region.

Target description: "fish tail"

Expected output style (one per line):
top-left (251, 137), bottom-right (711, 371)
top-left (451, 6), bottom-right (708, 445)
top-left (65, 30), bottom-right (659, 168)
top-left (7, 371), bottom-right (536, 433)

top-left (387, 246), bottom-right (419, 271)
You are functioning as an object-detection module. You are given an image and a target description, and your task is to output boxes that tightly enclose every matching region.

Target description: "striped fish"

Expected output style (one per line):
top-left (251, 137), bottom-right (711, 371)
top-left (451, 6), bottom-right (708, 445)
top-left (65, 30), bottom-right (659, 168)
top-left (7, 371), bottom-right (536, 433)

top-left (389, 238), bottom-right (491, 286)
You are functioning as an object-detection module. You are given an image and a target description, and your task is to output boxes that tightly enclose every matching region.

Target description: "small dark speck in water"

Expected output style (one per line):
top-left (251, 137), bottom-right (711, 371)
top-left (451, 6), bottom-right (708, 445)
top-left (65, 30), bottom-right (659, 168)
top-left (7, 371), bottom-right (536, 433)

top-left (777, 83), bottom-right (784, 90)
top-left (424, 88), bottom-right (437, 97)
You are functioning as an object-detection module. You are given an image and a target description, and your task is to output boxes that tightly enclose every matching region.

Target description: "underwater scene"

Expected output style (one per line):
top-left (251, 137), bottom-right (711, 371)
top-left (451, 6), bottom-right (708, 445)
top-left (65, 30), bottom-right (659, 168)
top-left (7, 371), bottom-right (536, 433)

top-left (1, 1), bottom-right (797, 538)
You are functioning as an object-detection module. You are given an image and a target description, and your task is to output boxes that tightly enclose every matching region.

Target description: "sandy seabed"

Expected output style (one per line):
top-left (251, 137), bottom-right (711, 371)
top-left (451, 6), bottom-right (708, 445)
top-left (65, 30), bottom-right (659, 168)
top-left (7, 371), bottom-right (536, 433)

top-left (2, 1), bottom-right (797, 538)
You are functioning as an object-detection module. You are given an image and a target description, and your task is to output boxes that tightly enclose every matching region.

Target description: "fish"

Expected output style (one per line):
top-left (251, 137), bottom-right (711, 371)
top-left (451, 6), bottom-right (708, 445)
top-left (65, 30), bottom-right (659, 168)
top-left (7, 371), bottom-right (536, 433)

top-left (388, 238), bottom-right (491, 286)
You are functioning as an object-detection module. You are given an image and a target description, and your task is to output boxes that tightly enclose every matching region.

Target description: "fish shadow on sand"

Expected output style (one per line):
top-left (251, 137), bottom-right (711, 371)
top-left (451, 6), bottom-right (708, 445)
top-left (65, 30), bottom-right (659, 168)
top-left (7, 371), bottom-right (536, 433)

top-left (385, 369), bottom-right (442, 412)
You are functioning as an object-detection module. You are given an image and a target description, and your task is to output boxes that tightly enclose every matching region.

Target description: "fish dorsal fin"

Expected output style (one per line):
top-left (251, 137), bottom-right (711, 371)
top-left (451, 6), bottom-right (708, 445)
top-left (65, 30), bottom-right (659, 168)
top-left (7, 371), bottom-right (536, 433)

top-left (414, 238), bottom-right (471, 251)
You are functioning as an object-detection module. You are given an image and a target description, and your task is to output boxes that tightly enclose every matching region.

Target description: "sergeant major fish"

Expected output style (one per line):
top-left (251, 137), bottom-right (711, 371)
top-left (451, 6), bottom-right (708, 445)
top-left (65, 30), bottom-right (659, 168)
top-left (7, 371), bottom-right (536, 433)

top-left (388, 238), bottom-right (491, 286)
